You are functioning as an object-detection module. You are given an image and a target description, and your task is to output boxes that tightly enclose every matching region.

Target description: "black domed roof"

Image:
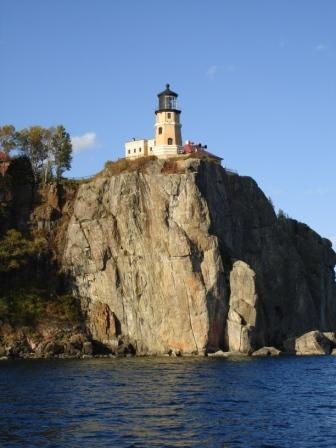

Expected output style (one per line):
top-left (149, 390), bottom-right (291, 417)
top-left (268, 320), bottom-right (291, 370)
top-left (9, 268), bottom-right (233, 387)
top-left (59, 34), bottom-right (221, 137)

top-left (157, 84), bottom-right (178, 98)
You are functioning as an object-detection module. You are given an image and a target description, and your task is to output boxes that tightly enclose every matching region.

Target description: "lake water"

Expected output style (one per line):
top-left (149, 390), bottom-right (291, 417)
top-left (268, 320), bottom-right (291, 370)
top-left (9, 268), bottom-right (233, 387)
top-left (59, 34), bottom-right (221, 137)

top-left (1, 356), bottom-right (336, 447)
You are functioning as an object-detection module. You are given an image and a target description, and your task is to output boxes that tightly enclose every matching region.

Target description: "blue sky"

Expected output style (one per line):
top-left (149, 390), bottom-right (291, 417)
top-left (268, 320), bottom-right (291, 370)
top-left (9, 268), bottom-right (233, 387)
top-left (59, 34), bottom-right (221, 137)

top-left (1, 0), bottom-right (335, 246)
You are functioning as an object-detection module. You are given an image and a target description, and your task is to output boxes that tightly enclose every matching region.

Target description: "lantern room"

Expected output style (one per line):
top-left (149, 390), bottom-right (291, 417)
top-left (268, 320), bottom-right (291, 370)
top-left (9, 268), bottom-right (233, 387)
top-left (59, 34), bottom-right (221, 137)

top-left (156, 84), bottom-right (179, 112)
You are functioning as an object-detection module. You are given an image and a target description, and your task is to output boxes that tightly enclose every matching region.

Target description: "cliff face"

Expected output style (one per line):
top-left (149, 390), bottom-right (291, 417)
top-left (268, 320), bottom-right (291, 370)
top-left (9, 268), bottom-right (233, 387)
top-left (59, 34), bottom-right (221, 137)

top-left (63, 159), bottom-right (336, 354)
top-left (196, 163), bottom-right (336, 350)
top-left (63, 160), bottom-right (227, 354)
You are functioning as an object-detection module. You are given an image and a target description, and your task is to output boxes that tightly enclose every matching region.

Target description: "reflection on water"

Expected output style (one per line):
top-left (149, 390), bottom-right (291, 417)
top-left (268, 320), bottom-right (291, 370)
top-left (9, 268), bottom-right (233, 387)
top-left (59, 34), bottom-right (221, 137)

top-left (1, 356), bottom-right (336, 447)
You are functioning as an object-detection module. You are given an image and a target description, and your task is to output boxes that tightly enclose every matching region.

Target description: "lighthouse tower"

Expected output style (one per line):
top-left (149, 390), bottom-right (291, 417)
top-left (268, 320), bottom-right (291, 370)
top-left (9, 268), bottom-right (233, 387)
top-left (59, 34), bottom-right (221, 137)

top-left (153, 84), bottom-right (182, 158)
top-left (124, 84), bottom-right (222, 163)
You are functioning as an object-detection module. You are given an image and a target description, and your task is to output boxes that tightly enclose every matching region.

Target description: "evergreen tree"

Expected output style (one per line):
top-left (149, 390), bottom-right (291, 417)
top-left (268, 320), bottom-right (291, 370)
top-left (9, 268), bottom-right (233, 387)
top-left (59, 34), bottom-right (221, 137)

top-left (51, 125), bottom-right (72, 179)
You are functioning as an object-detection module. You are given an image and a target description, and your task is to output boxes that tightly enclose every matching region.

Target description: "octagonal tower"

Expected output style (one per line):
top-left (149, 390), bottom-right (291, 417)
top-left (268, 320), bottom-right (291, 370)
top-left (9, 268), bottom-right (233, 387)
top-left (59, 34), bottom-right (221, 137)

top-left (154, 84), bottom-right (182, 158)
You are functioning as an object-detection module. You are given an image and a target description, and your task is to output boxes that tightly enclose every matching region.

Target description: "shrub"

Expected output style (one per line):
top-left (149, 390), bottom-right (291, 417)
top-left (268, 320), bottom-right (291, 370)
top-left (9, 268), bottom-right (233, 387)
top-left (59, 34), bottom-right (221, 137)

top-left (278, 209), bottom-right (290, 220)
top-left (161, 160), bottom-right (185, 174)
top-left (268, 196), bottom-right (275, 210)
top-left (0, 229), bottom-right (46, 272)
top-left (56, 178), bottom-right (88, 187)
top-left (45, 294), bottom-right (82, 322)
top-left (102, 156), bottom-right (157, 177)
top-left (0, 288), bottom-right (82, 326)
top-left (0, 288), bottom-right (47, 325)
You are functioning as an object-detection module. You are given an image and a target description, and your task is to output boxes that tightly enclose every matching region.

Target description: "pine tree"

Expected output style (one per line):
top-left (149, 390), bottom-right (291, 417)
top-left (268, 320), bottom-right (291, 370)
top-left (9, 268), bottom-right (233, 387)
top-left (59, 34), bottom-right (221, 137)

top-left (51, 125), bottom-right (72, 179)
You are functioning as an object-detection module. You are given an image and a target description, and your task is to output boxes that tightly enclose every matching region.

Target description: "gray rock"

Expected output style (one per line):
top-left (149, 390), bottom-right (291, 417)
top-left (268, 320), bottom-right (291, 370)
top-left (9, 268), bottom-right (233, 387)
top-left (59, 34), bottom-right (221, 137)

top-left (207, 350), bottom-right (249, 358)
top-left (44, 341), bottom-right (64, 356)
top-left (7, 341), bottom-right (30, 358)
top-left (284, 331), bottom-right (331, 355)
top-left (252, 347), bottom-right (281, 357)
top-left (207, 350), bottom-right (227, 357)
top-left (323, 332), bottom-right (336, 348)
top-left (69, 334), bottom-right (84, 350)
top-left (82, 341), bottom-right (93, 355)
top-left (168, 349), bottom-right (182, 357)
top-left (225, 261), bottom-right (258, 353)
top-left (62, 159), bottom-right (336, 354)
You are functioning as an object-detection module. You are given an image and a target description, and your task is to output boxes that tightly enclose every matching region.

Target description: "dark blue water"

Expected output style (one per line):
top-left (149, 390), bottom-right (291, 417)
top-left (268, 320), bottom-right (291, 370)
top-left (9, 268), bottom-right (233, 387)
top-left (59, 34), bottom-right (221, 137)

top-left (1, 356), bottom-right (336, 447)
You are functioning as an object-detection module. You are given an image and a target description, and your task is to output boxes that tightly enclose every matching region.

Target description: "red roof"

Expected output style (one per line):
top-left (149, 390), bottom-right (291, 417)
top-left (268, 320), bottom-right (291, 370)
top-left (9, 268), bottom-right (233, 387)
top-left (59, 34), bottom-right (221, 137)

top-left (183, 143), bottom-right (195, 154)
top-left (181, 142), bottom-right (222, 161)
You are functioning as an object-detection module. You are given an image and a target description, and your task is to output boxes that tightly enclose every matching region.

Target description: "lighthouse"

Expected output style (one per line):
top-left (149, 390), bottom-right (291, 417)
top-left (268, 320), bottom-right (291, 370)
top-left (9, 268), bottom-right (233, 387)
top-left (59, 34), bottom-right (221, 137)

top-left (153, 84), bottom-right (182, 157)
top-left (125, 84), bottom-right (182, 159)
top-left (124, 84), bottom-right (221, 163)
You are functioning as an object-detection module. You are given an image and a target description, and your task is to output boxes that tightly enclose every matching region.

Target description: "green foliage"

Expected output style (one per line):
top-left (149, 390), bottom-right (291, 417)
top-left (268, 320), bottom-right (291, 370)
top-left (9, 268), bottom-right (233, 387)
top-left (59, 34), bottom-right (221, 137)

top-left (0, 124), bottom-right (16, 154)
top-left (17, 126), bottom-right (50, 180)
top-left (278, 209), bottom-right (290, 220)
top-left (0, 229), bottom-right (46, 272)
top-left (0, 289), bottom-right (82, 326)
top-left (56, 177), bottom-right (90, 187)
top-left (51, 125), bottom-right (72, 179)
top-left (46, 294), bottom-right (82, 322)
top-left (6, 156), bottom-right (34, 185)
top-left (0, 289), bottom-right (45, 325)
top-left (5, 124), bottom-right (73, 183)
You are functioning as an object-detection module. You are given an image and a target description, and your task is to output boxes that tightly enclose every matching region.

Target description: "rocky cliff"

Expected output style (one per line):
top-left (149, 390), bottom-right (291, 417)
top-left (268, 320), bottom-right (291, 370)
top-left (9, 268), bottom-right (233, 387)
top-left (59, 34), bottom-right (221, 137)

top-left (62, 157), bottom-right (336, 355)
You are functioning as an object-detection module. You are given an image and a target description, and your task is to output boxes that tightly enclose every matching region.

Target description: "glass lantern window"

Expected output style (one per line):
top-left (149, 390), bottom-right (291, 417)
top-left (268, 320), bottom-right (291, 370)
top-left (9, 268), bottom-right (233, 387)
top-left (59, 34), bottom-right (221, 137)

top-left (164, 96), bottom-right (176, 109)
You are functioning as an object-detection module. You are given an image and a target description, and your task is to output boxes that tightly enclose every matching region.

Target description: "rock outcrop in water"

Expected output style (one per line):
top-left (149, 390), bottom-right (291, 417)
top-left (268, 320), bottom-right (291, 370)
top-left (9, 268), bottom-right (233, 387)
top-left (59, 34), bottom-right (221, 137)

top-left (62, 157), bottom-right (336, 355)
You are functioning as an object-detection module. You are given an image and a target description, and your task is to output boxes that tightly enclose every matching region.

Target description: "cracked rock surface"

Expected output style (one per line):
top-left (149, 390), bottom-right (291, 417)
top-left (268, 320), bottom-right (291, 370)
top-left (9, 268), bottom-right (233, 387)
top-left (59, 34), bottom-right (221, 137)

top-left (63, 159), bottom-right (336, 354)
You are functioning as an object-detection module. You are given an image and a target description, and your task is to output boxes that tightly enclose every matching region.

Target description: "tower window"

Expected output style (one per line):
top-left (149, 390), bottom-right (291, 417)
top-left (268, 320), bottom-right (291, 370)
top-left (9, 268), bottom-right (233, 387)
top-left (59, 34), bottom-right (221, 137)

top-left (167, 112), bottom-right (171, 119)
top-left (165, 96), bottom-right (176, 109)
top-left (158, 127), bottom-right (162, 135)
top-left (134, 148), bottom-right (136, 153)
top-left (150, 147), bottom-right (152, 151)
top-left (139, 148), bottom-right (141, 152)
top-left (168, 138), bottom-right (173, 145)
top-left (128, 149), bottom-right (130, 154)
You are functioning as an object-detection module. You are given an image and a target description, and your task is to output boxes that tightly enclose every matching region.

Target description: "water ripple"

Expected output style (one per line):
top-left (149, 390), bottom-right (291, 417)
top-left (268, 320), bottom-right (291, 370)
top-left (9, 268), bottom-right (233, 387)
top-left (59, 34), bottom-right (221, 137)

top-left (1, 356), bottom-right (336, 447)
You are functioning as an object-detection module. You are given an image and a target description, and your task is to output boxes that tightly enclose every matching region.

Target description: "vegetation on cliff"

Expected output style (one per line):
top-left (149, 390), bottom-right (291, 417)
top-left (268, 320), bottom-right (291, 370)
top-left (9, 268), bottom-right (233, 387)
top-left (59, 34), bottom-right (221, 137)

top-left (102, 152), bottom-right (220, 178)
top-left (0, 124), bottom-right (72, 182)
top-left (102, 156), bottom-right (158, 176)
top-left (0, 229), bottom-right (45, 272)
top-left (0, 289), bottom-right (81, 327)
top-left (0, 165), bottom-right (84, 349)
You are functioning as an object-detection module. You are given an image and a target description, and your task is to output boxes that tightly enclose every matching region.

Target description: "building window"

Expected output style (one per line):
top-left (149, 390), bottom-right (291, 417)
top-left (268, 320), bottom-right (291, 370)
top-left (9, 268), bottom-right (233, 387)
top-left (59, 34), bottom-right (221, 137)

top-left (158, 127), bottom-right (162, 135)
top-left (165, 96), bottom-right (176, 109)
top-left (128, 149), bottom-right (130, 154)
top-left (150, 147), bottom-right (152, 151)
top-left (134, 148), bottom-right (136, 153)
top-left (168, 138), bottom-right (173, 145)
top-left (167, 112), bottom-right (171, 119)
top-left (139, 148), bottom-right (142, 152)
